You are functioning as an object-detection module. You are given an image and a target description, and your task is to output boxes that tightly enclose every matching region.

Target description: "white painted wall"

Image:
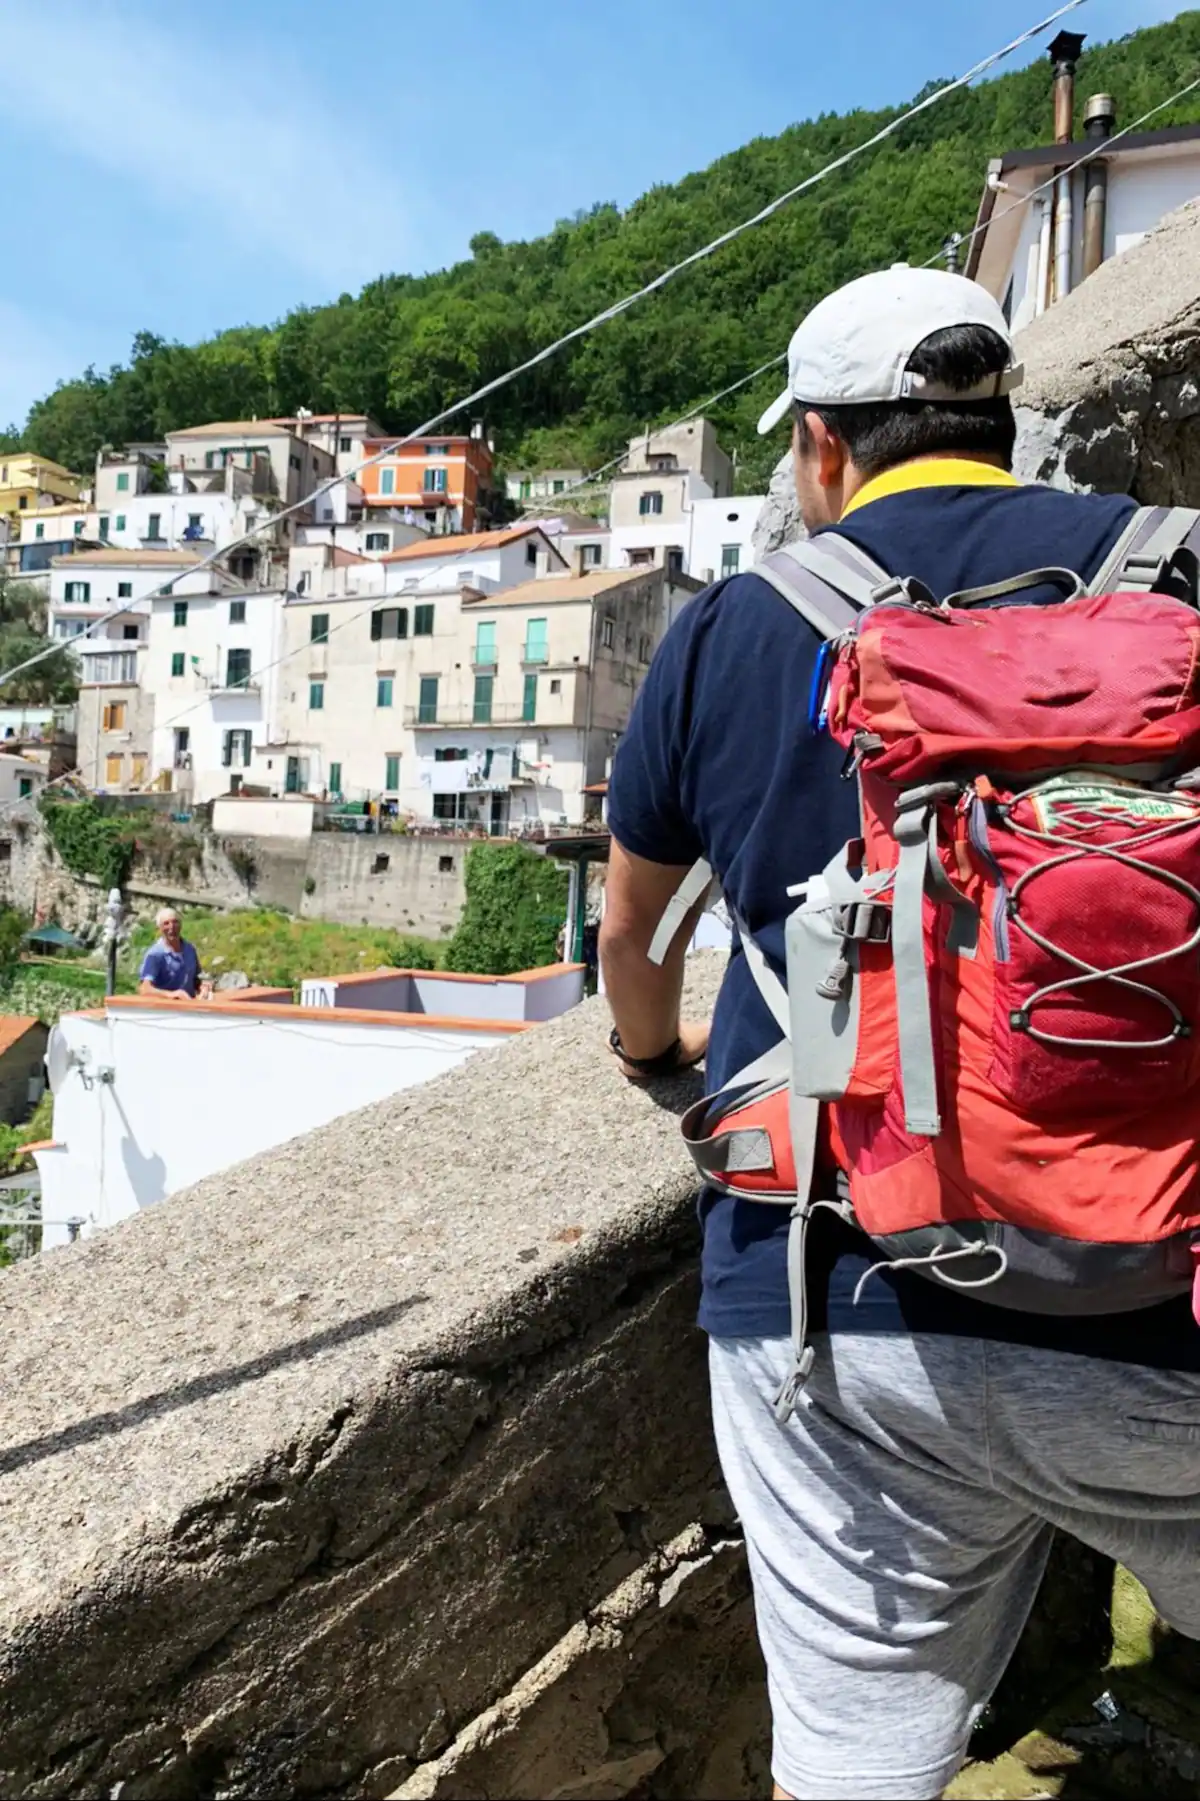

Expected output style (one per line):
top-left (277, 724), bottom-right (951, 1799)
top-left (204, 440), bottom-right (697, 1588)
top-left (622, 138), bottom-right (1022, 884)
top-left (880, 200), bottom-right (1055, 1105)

top-left (0, 754), bottom-right (47, 802)
top-left (687, 496), bottom-right (765, 584)
top-left (36, 1005), bottom-right (514, 1245)
top-left (145, 588), bottom-right (284, 802)
top-left (211, 796), bottom-right (315, 838)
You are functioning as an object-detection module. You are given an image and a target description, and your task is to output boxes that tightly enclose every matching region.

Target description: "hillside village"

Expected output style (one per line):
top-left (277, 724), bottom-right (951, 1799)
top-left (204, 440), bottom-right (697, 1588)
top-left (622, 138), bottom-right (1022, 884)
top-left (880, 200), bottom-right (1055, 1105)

top-left (1, 11), bottom-right (1200, 1799)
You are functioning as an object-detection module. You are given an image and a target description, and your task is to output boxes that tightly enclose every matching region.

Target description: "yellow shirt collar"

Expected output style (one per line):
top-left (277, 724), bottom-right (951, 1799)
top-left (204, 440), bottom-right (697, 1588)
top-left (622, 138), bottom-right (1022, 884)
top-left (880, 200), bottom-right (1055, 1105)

top-left (840, 457), bottom-right (1018, 520)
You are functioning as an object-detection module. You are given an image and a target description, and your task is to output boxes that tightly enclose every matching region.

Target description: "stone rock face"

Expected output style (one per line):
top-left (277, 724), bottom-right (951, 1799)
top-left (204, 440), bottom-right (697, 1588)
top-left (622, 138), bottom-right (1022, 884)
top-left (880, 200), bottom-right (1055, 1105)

top-left (751, 442), bottom-right (804, 559)
top-left (754, 198), bottom-right (1200, 550)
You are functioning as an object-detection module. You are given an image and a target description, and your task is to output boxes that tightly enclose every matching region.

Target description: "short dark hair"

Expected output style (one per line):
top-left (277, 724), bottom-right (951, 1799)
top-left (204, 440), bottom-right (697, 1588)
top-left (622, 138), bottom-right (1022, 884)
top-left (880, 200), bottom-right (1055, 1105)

top-left (794, 324), bottom-right (1016, 477)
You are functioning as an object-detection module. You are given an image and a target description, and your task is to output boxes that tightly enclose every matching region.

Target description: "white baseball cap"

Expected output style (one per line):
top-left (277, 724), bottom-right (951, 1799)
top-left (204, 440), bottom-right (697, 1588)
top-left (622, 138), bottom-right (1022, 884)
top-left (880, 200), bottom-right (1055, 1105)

top-left (756, 264), bottom-right (1023, 435)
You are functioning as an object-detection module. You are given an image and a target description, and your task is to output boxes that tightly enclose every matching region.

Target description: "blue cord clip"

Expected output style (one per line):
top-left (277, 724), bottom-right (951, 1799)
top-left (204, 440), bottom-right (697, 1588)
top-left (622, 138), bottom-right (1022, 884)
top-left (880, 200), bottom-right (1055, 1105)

top-left (807, 640), bottom-right (833, 734)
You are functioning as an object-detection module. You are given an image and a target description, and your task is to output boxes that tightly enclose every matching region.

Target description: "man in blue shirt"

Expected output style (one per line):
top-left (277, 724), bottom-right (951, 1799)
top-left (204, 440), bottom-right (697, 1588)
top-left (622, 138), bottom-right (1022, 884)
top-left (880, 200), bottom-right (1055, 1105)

top-left (139, 907), bottom-right (202, 998)
top-left (601, 267), bottom-right (1200, 1801)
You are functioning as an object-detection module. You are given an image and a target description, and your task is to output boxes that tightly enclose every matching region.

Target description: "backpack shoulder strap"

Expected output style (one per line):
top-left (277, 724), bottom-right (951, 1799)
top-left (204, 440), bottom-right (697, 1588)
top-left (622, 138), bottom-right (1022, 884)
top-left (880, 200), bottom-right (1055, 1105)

top-left (1089, 505), bottom-right (1200, 597)
top-left (754, 533), bottom-right (893, 639)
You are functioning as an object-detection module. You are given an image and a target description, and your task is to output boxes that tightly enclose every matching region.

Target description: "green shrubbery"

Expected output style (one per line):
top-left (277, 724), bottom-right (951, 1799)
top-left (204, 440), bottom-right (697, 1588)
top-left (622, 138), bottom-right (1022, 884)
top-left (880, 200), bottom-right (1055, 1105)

top-left (128, 908), bottom-right (439, 993)
top-left (443, 843), bottom-right (567, 976)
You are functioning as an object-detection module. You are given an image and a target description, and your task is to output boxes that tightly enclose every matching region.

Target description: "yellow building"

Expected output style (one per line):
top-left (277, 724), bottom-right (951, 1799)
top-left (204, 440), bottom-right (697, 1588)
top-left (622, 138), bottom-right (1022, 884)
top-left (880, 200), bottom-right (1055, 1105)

top-left (0, 453), bottom-right (83, 522)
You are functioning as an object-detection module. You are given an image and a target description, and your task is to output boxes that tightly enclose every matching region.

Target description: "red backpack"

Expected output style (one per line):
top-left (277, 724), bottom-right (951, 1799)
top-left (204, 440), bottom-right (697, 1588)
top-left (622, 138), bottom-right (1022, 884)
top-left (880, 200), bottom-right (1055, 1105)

top-left (657, 506), bottom-right (1200, 1417)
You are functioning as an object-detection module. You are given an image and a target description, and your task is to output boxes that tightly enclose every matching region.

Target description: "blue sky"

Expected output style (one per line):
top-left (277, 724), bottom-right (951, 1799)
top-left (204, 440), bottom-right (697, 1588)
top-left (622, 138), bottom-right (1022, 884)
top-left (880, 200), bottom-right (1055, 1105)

top-left (0, 0), bottom-right (1185, 429)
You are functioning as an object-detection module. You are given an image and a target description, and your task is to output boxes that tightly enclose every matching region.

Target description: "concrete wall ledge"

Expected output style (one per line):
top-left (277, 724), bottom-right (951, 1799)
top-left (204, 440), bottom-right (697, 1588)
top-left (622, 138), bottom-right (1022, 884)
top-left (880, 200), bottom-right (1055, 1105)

top-left (0, 958), bottom-right (737, 1799)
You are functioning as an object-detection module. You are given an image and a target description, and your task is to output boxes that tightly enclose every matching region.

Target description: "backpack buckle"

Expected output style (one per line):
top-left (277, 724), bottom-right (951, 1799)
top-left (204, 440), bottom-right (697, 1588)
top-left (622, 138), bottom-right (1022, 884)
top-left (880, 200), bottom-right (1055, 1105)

top-left (833, 901), bottom-right (891, 944)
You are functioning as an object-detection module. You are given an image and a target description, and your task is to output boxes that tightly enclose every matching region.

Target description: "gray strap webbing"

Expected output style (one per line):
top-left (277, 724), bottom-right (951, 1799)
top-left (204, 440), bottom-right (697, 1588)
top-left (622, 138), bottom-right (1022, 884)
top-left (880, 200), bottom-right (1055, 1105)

top-left (648, 856), bottom-right (715, 966)
top-left (892, 812), bottom-right (942, 1137)
top-left (734, 911), bottom-right (791, 1037)
top-left (1089, 505), bottom-right (1200, 597)
top-left (755, 535), bottom-right (891, 641)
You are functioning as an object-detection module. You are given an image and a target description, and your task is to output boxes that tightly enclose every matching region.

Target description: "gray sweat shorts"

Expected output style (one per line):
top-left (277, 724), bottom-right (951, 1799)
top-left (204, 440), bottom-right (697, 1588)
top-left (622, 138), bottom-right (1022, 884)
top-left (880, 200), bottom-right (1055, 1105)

top-left (709, 1330), bottom-right (1200, 1801)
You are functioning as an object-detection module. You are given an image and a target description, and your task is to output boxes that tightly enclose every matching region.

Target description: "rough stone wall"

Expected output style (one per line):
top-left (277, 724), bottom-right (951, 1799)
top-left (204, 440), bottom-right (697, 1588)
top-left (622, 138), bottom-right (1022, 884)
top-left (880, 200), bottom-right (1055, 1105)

top-left (752, 199), bottom-right (1200, 559)
top-left (0, 811), bottom-right (469, 941)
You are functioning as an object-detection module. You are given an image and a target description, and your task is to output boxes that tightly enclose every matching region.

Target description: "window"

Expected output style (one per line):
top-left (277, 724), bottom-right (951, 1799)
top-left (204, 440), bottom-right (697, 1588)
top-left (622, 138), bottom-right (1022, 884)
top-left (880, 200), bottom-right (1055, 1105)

top-left (175, 728), bottom-right (190, 755)
top-left (123, 624), bottom-right (139, 641)
top-left (601, 618), bottom-right (615, 650)
top-left (229, 599), bottom-right (246, 624)
top-left (147, 513), bottom-right (161, 540)
top-left (581, 543), bottom-right (601, 568)
top-left (102, 701), bottom-right (127, 732)
top-left (370, 607), bottom-right (408, 641)
top-left (131, 753), bottom-right (147, 786)
top-left (289, 453), bottom-right (302, 471)
top-left (434, 747), bottom-right (468, 761)
top-left (639, 491), bottom-right (663, 517)
top-left (519, 479), bottom-right (531, 499)
top-left (116, 472), bottom-right (129, 492)
top-left (339, 436), bottom-right (352, 453)
top-left (115, 514), bottom-right (125, 532)
top-left (438, 854), bottom-right (453, 873)
top-left (385, 754), bottom-right (400, 791)
top-left (526, 542), bottom-right (538, 567)
top-left (423, 467), bottom-right (447, 493)
top-left (434, 793), bottom-right (468, 821)
top-left (365, 531), bottom-right (389, 552)
top-left (205, 451), bottom-right (216, 469)
top-left (171, 652), bottom-right (185, 677)
top-left (474, 620), bottom-right (496, 665)
top-left (18, 777), bottom-right (32, 799)
top-left (118, 581), bottom-right (133, 599)
top-left (418, 675), bottom-right (439, 723)
top-left (524, 618), bottom-right (548, 664)
top-left (414, 603), bottom-right (434, 636)
top-left (310, 612), bottom-right (330, 644)
top-left (425, 443), bottom-right (449, 455)
top-left (174, 600), bottom-right (188, 627)
top-left (550, 678), bottom-right (561, 695)
top-left (380, 468), bottom-right (395, 496)
top-left (74, 521), bottom-right (84, 536)
top-left (377, 676), bottom-right (394, 708)
top-left (328, 761), bottom-right (343, 795)
top-left (99, 516), bottom-right (110, 538)
top-left (373, 851), bottom-right (390, 874)
top-left (105, 754), bottom-right (124, 784)
top-left (226, 648), bottom-right (252, 688)
top-left (720, 543), bottom-right (741, 579)
top-left (34, 523), bottom-right (44, 540)
top-left (222, 730), bottom-right (253, 769)
top-left (665, 548), bottom-right (684, 576)
top-left (473, 674), bottom-right (493, 723)
top-left (309, 681), bottom-right (325, 710)
top-left (64, 581), bottom-right (91, 602)
top-left (522, 672), bottom-right (537, 723)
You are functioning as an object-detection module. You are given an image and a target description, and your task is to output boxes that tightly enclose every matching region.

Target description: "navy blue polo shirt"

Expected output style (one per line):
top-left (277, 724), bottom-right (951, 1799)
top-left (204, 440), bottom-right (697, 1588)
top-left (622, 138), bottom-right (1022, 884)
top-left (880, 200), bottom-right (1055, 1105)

top-left (608, 463), bottom-right (1200, 1369)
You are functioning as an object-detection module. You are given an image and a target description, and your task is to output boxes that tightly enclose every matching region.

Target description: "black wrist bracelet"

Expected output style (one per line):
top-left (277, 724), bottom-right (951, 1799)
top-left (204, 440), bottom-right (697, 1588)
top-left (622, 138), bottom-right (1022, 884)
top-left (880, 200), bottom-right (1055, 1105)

top-left (609, 1026), bottom-right (683, 1076)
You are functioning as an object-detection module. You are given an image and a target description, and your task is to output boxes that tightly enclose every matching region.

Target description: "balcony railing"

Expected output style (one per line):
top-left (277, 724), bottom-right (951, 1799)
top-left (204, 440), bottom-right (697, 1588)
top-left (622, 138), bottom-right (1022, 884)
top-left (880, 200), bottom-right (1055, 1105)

top-left (404, 703), bottom-right (540, 728)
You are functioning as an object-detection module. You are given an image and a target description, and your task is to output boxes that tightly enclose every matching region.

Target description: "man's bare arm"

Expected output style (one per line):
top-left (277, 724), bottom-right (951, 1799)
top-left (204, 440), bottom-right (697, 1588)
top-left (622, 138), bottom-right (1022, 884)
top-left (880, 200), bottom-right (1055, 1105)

top-left (599, 841), bottom-right (709, 1072)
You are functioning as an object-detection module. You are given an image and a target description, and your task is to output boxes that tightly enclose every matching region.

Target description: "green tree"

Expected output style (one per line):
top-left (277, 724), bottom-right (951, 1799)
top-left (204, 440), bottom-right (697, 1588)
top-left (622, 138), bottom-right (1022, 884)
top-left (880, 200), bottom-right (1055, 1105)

top-left (0, 631), bottom-right (78, 707)
top-left (0, 906), bottom-right (28, 981)
top-left (443, 842), bottom-right (568, 975)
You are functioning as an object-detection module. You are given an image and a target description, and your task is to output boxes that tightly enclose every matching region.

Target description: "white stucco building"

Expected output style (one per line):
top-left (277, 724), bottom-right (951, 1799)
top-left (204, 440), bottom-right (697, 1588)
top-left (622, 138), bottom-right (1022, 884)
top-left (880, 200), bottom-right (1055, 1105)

top-left (33, 966), bottom-right (584, 1246)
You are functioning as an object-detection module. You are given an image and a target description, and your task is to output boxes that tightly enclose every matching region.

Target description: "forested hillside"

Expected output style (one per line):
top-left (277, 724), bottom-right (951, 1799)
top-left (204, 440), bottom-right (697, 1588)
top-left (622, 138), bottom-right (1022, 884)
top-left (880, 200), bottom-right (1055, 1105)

top-left (9, 12), bottom-right (1200, 491)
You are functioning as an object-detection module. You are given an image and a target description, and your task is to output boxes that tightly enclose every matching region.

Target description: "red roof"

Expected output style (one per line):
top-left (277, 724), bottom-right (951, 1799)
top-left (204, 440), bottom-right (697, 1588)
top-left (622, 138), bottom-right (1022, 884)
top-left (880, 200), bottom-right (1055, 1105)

top-left (379, 525), bottom-right (553, 565)
top-left (0, 1016), bottom-right (43, 1056)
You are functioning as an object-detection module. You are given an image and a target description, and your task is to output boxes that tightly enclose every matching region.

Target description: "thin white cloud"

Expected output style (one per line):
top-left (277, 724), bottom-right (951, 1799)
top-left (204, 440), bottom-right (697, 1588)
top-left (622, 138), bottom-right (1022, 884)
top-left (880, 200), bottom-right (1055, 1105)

top-left (0, 2), bottom-right (421, 289)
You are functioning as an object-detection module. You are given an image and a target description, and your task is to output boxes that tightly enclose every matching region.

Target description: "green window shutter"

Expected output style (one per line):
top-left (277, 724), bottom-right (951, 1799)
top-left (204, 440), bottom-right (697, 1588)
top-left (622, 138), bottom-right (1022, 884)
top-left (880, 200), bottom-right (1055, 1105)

top-left (309, 681), bottom-right (324, 711)
top-left (385, 755), bottom-right (400, 790)
top-left (171, 653), bottom-right (185, 677)
top-left (414, 604), bottom-right (434, 635)
top-left (418, 676), bottom-right (438, 723)
top-left (522, 672), bottom-right (537, 722)
top-left (377, 677), bottom-right (393, 708)
top-left (329, 762), bottom-right (342, 795)
top-left (116, 472), bottom-right (129, 492)
top-left (524, 617), bottom-right (548, 663)
top-left (34, 523), bottom-right (43, 539)
top-left (173, 600), bottom-right (188, 627)
top-left (380, 468), bottom-right (395, 495)
top-left (115, 514), bottom-right (125, 531)
top-left (474, 621), bottom-right (496, 664)
top-left (473, 674), bottom-right (493, 723)
top-left (311, 613), bottom-right (329, 643)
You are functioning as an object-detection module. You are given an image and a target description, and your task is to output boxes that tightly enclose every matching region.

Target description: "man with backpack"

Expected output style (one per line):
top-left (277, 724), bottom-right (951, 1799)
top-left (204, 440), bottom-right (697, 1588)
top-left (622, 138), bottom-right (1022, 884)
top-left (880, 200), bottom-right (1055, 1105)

top-left (600, 265), bottom-right (1200, 1801)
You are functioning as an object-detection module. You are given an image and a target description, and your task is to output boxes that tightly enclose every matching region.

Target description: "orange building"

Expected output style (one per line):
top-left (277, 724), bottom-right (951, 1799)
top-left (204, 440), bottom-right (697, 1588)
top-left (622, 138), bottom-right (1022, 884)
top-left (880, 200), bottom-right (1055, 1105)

top-left (358, 432), bottom-right (495, 533)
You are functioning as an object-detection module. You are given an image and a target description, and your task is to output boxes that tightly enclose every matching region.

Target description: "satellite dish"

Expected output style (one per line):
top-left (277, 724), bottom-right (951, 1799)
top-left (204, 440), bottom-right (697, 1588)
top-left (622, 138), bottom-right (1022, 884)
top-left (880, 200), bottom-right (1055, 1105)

top-left (46, 1027), bottom-right (72, 1093)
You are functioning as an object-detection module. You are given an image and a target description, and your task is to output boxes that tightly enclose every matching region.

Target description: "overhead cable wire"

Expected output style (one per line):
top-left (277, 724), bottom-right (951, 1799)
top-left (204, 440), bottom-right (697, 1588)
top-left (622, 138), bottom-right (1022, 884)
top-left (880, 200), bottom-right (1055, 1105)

top-left (0, 0), bottom-right (1086, 709)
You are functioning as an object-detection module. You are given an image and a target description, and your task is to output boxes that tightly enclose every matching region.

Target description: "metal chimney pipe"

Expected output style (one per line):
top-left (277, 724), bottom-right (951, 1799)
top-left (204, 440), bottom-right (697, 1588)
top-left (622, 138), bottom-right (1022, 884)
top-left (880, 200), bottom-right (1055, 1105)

top-left (1082, 93), bottom-right (1116, 279)
top-left (1047, 29), bottom-right (1086, 143)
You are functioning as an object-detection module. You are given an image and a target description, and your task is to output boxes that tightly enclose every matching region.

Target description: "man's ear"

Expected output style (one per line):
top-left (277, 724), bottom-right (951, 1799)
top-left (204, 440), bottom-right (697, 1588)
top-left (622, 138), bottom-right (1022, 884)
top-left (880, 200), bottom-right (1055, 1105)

top-left (802, 411), bottom-right (847, 492)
